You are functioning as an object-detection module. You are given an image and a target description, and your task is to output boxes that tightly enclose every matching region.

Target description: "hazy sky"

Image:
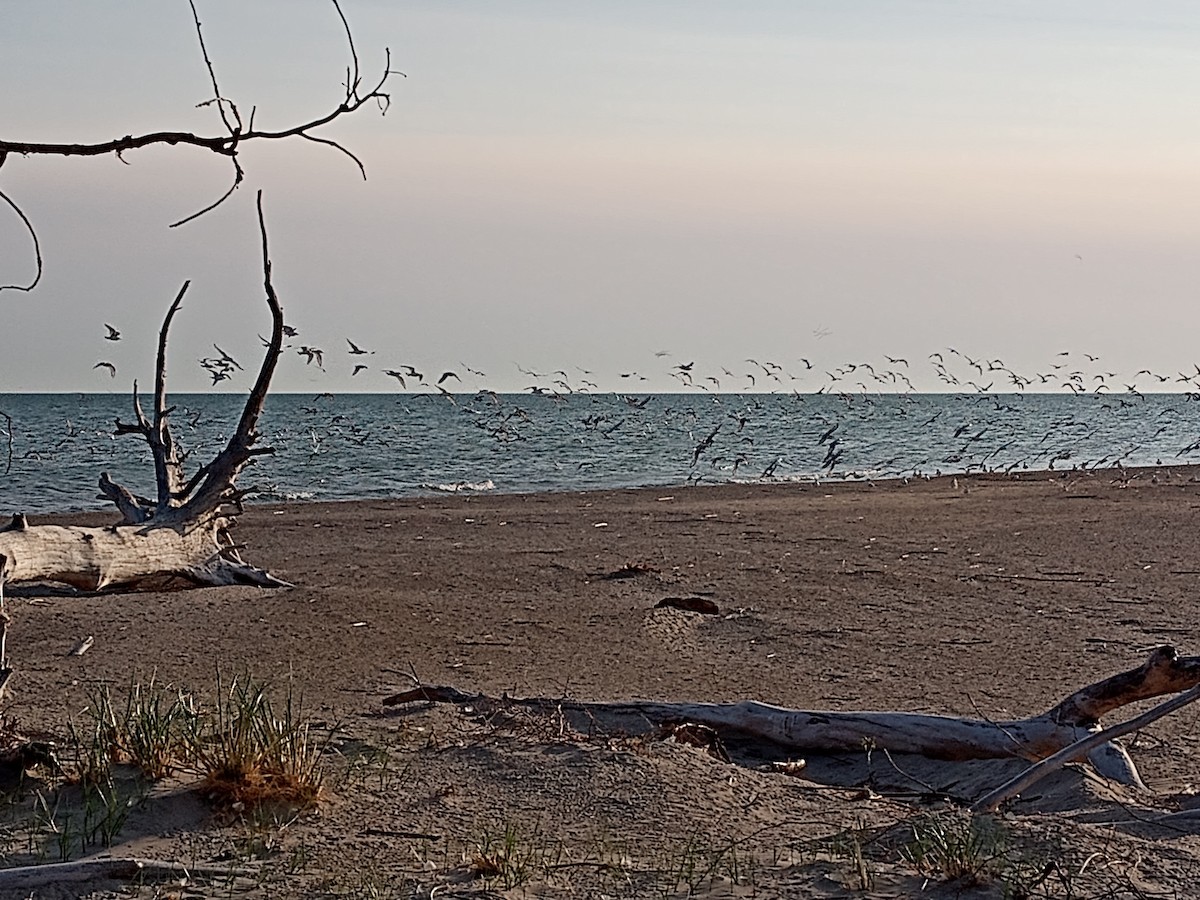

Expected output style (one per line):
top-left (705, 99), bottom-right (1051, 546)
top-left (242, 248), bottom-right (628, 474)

top-left (3, 1), bottom-right (1200, 394)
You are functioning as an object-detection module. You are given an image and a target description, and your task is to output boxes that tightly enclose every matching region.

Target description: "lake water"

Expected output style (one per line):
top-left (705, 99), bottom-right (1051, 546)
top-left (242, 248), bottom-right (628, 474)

top-left (0, 391), bottom-right (1196, 514)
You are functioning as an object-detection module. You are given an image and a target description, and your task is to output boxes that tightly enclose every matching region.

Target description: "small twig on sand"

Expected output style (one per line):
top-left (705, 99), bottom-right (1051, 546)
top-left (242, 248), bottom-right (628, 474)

top-left (0, 857), bottom-right (258, 892)
top-left (961, 572), bottom-right (1113, 585)
top-left (880, 748), bottom-right (941, 796)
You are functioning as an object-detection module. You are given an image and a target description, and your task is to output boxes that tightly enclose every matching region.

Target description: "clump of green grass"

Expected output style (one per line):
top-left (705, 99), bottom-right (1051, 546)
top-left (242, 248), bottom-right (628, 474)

top-left (119, 675), bottom-right (189, 779)
top-left (811, 819), bottom-right (877, 892)
top-left (471, 822), bottom-right (564, 889)
top-left (900, 810), bottom-right (1009, 885)
top-left (32, 776), bottom-right (135, 861)
top-left (898, 810), bottom-right (1083, 898)
top-left (66, 676), bottom-right (189, 783)
top-left (62, 671), bottom-right (326, 816)
top-left (181, 671), bottom-right (326, 814)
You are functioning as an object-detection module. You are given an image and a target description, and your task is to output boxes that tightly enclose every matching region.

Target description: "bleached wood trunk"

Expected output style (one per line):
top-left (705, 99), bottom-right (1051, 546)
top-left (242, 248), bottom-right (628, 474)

top-left (385, 646), bottom-right (1200, 790)
top-left (0, 519), bottom-right (284, 590)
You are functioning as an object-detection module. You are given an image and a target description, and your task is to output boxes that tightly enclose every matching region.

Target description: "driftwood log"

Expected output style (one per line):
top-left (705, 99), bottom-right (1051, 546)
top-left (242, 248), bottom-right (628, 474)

top-left (385, 646), bottom-right (1200, 795)
top-left (0, 192), bottom-right (289, 593)
top-left (0, 857), bottom-right (258, 892)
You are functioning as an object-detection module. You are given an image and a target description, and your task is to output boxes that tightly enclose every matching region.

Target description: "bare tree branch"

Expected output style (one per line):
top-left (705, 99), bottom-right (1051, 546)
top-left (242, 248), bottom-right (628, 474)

top-left (168, 157), bottom-right (244, 228)
top-left (0, 188), bottom-right (42, 293)
top-left (161, 190), bottom-right (283, 525)
top-left (973, 683), bottom-right (1200, 812)
top-left (298, 133), bottom-right (366, 180)
top-left (187, 0), bottom-right (240, 136)
top-left (332, 0), bottom-right (362, 100)
top-left (0, 0), bottom-right (401, 281)
top-left (149, 283), bottom-right (190, 508)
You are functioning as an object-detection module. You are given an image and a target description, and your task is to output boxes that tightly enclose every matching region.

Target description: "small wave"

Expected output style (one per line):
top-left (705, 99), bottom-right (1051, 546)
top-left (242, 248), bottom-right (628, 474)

top-left (253, 487), bottom-right (318, 502)
top-left (421, 479), bottom-right (497, 494)
top-left (730, 473), bottom-right (822, 486)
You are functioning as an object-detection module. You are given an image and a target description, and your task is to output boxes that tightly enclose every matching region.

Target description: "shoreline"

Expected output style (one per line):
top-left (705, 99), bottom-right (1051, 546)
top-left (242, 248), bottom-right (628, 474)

top-left (25, 459), bottom-right (1200, 524)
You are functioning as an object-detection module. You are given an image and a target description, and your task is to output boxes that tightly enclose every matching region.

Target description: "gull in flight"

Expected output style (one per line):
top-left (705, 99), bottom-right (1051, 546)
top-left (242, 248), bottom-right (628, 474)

top-left (212, 344), bottom-right (242, 371)
top-left (298, 346), bottom-right (325, 369)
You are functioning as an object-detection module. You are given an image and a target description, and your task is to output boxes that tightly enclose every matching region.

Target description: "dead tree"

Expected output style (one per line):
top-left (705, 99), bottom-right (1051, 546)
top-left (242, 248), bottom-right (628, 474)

top-left (385, 646), bottom-right (1200, 799)
top-left (0, 3), bottom-right (395, 584)
top-left (0, 192), bottom-right (289, 592)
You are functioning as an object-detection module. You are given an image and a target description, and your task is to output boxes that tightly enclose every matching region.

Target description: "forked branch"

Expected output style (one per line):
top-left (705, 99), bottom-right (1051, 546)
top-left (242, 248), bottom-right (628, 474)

top-left (103, 193), bottom-right (282, 528)
top-left (158, 191), bottom-right (284, 526)
top-left (0, 0), bottom-right (401, 291)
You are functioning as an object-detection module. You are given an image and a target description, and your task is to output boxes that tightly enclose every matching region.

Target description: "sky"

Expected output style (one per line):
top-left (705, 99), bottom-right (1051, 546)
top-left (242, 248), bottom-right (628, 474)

top-left (2, 1), bottom-right (1200, 394)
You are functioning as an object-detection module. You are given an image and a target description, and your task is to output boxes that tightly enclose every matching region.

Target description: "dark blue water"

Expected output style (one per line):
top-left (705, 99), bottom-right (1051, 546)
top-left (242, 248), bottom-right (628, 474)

top-left (0, 392), bottom-right (1196, 514)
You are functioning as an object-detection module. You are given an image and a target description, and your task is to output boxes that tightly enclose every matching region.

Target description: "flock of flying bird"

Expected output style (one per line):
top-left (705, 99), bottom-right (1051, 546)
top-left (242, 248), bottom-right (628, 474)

top-left (95, 326), bottom-right (476, 392)
top-left (91, 321), bottom-right (1200, 400)
top-left (84, 322), bottom-right (1200, 488)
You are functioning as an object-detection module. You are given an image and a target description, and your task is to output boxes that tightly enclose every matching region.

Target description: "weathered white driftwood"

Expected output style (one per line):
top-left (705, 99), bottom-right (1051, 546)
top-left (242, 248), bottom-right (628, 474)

top-left (385, 646), bottom-right (1200, 792)
top-left (0, 520), bottom-right (283, 590)
top-left (0, 193), bottom-right (289, 593)
top-left (0, 857), bottom-right (258, 891)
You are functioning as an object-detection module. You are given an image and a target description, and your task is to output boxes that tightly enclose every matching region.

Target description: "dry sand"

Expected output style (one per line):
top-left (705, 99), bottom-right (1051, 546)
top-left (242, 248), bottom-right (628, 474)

top-left (4, 467), bottom-right (1200, 897)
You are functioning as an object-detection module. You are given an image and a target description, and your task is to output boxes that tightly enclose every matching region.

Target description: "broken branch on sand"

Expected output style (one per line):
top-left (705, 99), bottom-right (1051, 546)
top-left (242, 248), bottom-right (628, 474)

top-left (384, 646), bottom-right (1200, 800)
top-left (0, 857), bottom-right (258, 892)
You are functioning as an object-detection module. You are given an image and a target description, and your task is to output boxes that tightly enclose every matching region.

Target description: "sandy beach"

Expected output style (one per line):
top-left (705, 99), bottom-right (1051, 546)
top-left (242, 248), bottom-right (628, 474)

top-left (5, 467), bottom-right (1200, 896)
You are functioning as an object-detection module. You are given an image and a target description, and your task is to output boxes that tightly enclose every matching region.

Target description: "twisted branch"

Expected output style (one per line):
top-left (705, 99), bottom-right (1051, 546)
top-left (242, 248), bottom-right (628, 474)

top-left (0, 185), bottom-right (42, 293)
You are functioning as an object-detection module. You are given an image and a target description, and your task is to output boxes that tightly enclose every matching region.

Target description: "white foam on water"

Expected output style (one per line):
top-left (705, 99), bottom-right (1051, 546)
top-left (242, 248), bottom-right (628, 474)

top-left (421, 479), bottom-right (497, 494)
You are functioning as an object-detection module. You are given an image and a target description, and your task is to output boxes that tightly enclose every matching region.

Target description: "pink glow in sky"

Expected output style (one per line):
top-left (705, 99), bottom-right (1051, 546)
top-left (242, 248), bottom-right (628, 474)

top-left (2, 2), bottom-right (1200, 393)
